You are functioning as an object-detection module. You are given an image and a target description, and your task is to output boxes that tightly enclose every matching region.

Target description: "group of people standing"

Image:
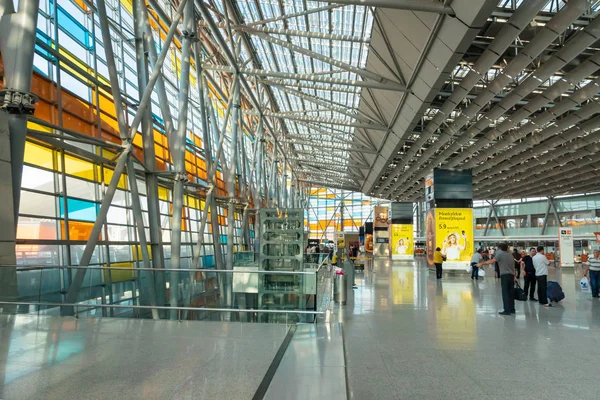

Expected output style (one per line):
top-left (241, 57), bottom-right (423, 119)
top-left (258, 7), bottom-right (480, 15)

top-left (473, 244), bottom-right (552, 315)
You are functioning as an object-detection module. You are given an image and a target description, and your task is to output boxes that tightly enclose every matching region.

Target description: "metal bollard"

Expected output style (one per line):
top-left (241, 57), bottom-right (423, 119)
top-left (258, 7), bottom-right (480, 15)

top-left (334, 273), bottom-right (347, 305)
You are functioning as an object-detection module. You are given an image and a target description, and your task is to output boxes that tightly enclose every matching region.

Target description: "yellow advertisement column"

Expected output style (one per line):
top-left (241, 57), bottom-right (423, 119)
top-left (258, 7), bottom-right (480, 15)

top-left (424, 169), bottom-right (474, 271)
top-left (434, 209), bottom-right (473, 270)
top-left (391, 224), bottom-right (414, 260)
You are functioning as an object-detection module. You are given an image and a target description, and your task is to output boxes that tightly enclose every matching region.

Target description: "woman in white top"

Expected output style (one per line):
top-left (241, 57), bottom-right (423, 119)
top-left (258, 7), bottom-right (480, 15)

top-left (442, 232), bottom-right (466, 260)
top-left (395, 238), bottom-right (409, 255)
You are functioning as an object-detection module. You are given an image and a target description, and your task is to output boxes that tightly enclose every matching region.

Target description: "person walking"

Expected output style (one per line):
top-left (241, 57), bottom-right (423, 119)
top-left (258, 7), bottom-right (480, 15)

top-left (583, 249), bottom-right (600, 298)
top-left (521, 248), bottom-right (537, 301)
top-left (471, 249), bottom-right (483, 280)
top-left (533, 246), bottom-right (552, 307)
top-left (434, 247), bottom-right (443, 280)
top-left (512, 247), bottom-right (522, 280)
top-left (478, 243), bottom-right (516, 315)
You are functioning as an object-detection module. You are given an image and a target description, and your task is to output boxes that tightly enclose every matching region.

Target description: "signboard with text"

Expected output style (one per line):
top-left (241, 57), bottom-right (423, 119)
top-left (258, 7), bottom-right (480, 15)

top-left (559, 228), bottom-right (574, 267)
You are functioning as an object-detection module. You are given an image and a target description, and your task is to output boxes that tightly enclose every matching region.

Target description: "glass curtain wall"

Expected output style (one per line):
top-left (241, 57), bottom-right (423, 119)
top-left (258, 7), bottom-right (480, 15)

top-left (3, 0), bottom-right (254, 270)
top-left (307, 187), bottom-right (383, 241)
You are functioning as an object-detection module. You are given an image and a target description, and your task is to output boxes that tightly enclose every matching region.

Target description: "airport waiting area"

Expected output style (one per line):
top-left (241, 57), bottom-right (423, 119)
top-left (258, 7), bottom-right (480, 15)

top-left (2, 0), bottom-right (600, 398)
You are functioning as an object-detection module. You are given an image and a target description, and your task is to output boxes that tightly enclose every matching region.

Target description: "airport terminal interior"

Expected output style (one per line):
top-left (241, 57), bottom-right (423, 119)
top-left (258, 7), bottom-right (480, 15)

top-left (2, 0), bottom-right (600, 398)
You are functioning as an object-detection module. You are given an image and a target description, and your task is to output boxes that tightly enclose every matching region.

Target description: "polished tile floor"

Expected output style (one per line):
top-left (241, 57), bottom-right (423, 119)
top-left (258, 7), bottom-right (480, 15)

top-left (342, 258), bottom-right (600, 400)
top-left (1, 258), bottom-right (599, 400)
top-left (265, 324), bottom-right (346, 400)
top-left (0, 316), bottom-right (288, 399)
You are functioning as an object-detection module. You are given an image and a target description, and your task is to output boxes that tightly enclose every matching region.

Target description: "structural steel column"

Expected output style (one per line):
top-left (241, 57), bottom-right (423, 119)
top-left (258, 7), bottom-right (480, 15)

top-left (282, 174), bottom-right (288, 208)
top-left (134, 0), bottom-right (166, 310)
top-left (0, 0), bottom-right (40, 225)
top-left (225, 75), bottom-right (241, 309)
top-left (204, 83), bottom-right (225, 273)
top-left (541, 198), bottom-right (552, 235)
top-left (0, 111), bottom-right (17, 304)
top-left (483, 204), bottom-right (493, 237)
top-left (169, 0), bottom-right (195, 317)
top-left (490, 200), bottom-right (505, 236)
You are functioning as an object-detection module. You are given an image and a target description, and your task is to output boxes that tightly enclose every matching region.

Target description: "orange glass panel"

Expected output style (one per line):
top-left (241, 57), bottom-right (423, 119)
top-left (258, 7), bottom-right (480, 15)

top-left (61, 220), bottom-right (98, 241)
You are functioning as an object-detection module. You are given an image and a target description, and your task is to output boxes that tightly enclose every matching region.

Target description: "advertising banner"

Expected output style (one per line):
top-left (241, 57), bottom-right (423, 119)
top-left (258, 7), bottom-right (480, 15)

top-left (391, 224), bottom-right (414, 260)
top-left (374, 206), bottom-right (389, 228)
top-left (559, 228), bottom-right (574, 267)
top-left (373, 206), bottom-right (390, 257)
top-left (426, 209), bottom-right (436, 269)
top-left (435, 208), bottom-right (474, 270)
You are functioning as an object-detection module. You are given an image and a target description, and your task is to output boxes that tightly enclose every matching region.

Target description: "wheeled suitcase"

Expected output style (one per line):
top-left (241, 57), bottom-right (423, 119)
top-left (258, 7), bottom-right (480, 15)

top-left (547, 281), bottom-right (565, 303)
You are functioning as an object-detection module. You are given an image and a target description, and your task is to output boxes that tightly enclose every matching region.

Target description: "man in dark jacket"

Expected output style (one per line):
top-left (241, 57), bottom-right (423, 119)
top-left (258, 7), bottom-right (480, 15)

top-left (521, 248), bottom-right (537, 301)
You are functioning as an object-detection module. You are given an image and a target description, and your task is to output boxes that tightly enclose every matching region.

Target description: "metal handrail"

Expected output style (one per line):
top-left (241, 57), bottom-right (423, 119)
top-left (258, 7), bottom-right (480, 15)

top-left (0, 301), bottom-right (324, 316)
top-left (0, 264), bottom-right (319, 275)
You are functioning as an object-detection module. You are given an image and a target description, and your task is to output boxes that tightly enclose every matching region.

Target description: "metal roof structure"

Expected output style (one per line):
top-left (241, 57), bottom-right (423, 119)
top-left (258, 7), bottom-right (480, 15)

top-left (362, 0), bottom-right (600, 201)
top-left (191, 0), bottom-right (600, 200)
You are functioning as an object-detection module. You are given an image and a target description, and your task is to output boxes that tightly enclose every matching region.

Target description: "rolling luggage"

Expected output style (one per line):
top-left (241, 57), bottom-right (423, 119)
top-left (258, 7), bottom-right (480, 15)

top-left (547, 281), bottom-right (565, 303)
top-left (514, 282), bottom-right (527, 301)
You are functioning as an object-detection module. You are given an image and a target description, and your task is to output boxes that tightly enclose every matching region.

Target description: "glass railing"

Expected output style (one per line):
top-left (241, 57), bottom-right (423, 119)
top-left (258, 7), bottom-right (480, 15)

top-left (0, 255), bottom-right (333, 324)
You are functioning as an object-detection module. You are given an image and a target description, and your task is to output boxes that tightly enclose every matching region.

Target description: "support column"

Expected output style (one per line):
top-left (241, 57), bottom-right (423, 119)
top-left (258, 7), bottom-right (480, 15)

top-left (169, 0), bottom-right (195, 317)
top-left (0, 111), bottom-right (17, 304)
top-left (282, 174), bottom-right (288, 208)
top-left (0, 0), bottom-right (40, 225)
top-left (225, 75), bottom-right (241, 308)
top-left (549, 196), bottom-right (562, 228)
top-left (490, 200), bottom-right (504, 236)
top-left (483, 203), bottom-right (493, 237)
top-left (134, 0), bottom-right (166, 309)
top-left (424, 169), bottom-right (474, 271)
top-left (541, 199), bottom-right (552, 235)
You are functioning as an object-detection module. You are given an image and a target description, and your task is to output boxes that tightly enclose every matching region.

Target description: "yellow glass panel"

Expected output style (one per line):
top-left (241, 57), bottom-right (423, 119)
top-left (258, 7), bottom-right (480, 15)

top-left (62, 154), bottom-right (97, 181)
top-left (121, 0), bottom-right (133, 14)
top-left (102, 148), bottom-right (117, 160)
top-left (158, 186), bottom-right (169, 201)
top-left (23, 141), bottom-right (54, 169)
top-left (103, 166), bottom-right (127, 189)
top-left (27, 121), bottom-right (52, 133)
top-left (131, 245), bottom-right (152, 261)
top-left (105, 262), bottom-right (134, 283)
top-left (132, 132), bottom-right (143, 148)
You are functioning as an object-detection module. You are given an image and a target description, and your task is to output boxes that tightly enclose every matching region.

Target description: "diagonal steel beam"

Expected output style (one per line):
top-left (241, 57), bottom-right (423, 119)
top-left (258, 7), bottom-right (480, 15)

top-left (250, 31), bottom-right (405, 89)
top-left (203, 65), bottom-right (407, 91)
top-left (311, 0), bottom-right (455, 14)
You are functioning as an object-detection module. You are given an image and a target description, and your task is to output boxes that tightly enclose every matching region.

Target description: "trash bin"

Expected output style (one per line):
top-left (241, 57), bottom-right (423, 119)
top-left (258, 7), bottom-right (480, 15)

top-left (334, 271), bottom-right (347, 305)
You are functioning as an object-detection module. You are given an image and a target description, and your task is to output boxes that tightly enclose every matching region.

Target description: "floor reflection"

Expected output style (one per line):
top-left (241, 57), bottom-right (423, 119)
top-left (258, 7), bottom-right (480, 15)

top-left (343, 257), bottom-right (600, 400)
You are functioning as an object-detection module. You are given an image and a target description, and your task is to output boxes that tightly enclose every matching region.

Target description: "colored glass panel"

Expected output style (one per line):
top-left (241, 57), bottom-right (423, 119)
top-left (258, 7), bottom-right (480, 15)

top-left (23, 141), bottom-right (54, 170)
top-left (59, 197), bottom-right (99, 222)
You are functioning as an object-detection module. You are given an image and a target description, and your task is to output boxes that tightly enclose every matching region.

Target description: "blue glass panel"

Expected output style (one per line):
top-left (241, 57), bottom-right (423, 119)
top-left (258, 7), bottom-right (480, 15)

top-left (34, 30), bottom-right (54, 61)
top-left (50, 0), bottom-right (91, 49)
top-left (59, 197), bottom-right (99, 222)
top-left (202, 255), bottom-right (215, 268)
top-left (220, 235), bottom-right (227, 244)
